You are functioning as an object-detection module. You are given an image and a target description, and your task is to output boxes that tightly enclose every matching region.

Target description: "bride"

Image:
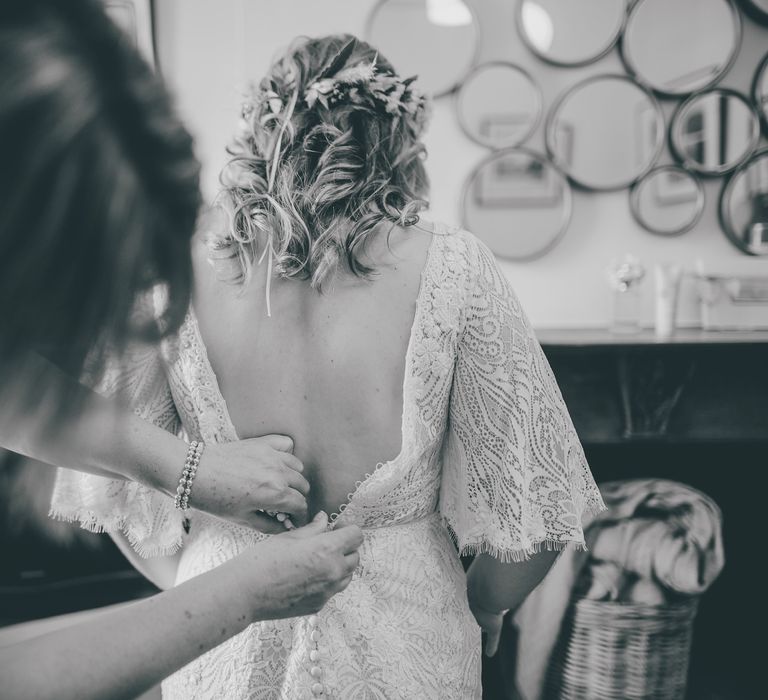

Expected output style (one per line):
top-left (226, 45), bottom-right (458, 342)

top-left (52, 34), bottom-right (603, 698)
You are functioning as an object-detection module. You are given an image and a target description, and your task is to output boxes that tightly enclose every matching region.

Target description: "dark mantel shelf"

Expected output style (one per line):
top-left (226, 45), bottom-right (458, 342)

top-left (537, 328), bottom-right (768, 443)
top-left (537, 327), bottom-right (768, 349)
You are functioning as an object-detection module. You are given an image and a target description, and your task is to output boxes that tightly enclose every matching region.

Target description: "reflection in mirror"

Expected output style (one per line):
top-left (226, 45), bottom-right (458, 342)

top-left (737, 0), bottom-right (768, 25)
top-left (546, 75), bottom-right (664, 191)
top-left (670, 89), bottom-right (760, 176)
top-left (630, 166), bottom-right (704, 236)
top-left (753, 53), bottom-right (768, 137)
top-left (719, 149), bottom-right (768, 255)
top-left (366, 0), bottom-right (478, 97)
top-left (461, 149), bottom-right (572, 261)
top-left (517, 0), bottom-right (626, 67)
top-left (456, 63), bottom-right (542, 149)
top-left (622, 0), bottom-right (741, 97)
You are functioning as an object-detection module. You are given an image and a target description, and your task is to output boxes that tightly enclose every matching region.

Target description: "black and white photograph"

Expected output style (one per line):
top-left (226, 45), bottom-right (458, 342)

top-left (1, 1), bottom-right (767, 699)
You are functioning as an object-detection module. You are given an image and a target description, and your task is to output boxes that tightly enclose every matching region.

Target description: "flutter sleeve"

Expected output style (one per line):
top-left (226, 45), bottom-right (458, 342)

top-left (50, 313), bottom-right (185, 558)
top-left (439, 237), bottom-right (604, 562)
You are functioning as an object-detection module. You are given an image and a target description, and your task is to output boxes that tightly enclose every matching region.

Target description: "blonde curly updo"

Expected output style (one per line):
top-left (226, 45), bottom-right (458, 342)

top-left (214, 34), bottom-right (431, 290)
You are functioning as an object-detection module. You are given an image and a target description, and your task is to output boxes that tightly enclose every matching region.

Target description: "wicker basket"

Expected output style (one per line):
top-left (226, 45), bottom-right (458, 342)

top-left (544, 597), bottom-right (699, 700)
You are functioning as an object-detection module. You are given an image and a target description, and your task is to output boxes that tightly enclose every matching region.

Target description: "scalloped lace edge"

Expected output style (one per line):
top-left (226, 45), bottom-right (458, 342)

top-left (444, 499), bottom-right (607, 564)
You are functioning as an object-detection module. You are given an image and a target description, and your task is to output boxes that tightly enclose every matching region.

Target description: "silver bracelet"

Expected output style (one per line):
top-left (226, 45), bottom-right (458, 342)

top-left (175, 440), bottom-right (204, 530)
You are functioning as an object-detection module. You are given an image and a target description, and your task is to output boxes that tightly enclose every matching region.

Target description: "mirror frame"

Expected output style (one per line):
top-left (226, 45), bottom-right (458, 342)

top-left (515, 0), bottom-right (628, 68)
top-left (365, 0), bottom-right (480, 98)
top-left (460, 147), bottom-right (573, 262)
top-left (545, 74), bottom-right (665, 192)
top-left (718, 148), bottom-right (768, 255)
top-left (669, 88), bottom-right (761, 177)
top-left (630, 165), bottom-right (705, 237)
top-left (620, 0), bottom-right (742, 98)
top-left (455, 61), bottom-right (543, 149)
top-left (752, 52), bottom-right (768, 138)
top-left (737, 0), bottom-right (768, 25)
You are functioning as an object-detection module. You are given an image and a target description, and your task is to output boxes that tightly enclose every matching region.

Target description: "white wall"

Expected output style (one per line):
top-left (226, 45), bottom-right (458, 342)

top-left (154, 0), bottom-right (768, 329)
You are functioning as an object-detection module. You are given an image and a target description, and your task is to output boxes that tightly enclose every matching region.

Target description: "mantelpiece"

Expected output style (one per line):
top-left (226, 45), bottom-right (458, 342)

top-left (537, 328), bottom-right (768, 347)
top-left (538, 328), bottom-right (768, 442)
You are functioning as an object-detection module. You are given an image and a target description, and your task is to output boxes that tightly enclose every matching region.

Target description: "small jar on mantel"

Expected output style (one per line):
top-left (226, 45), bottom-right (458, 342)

top-left (606, 255), bottom-right (646, 334)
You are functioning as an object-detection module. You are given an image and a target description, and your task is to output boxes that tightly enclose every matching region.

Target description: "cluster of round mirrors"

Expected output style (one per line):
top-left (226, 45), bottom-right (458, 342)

top-left (366, 0), bottom-right (768, 259)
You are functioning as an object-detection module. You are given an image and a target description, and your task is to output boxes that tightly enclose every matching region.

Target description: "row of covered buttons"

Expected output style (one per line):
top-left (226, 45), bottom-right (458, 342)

top-left (308, 615), bottom-right (323, 696)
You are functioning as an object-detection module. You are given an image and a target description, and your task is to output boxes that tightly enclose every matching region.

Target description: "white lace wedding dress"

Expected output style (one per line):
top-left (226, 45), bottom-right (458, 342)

top-left (51, 224), bottom-right (604, 699)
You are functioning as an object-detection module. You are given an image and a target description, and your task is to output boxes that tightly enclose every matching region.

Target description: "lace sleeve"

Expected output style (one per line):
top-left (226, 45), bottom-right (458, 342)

top-left (439, 238), bottom-right (605, 562)
top-left (50, 314), bottom-right (185, 558)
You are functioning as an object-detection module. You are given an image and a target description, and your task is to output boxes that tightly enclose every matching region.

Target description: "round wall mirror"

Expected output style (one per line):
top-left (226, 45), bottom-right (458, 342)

top-left (753, 53), bottom-right (768, 137)
top-left (670, 89), bottom-right (760, 176)
top-left (366, 0), bottom-right (479, 97)
top-left (622, 0), bottom-right (741, 97)
top-left (456, 62), bottom-right (542, 149)
top-left (461, 148), bottom-right (572, 261)
top-left (737, 0), bottom-right (768, 25)
top-left (546, 75), bottom-right (664, 191)
top-left (719, 149), bottom-right (768, 255)
top-left (630, 166), bottom-right (705, 236)
top-left (516, 0), bottom-right (626, 67)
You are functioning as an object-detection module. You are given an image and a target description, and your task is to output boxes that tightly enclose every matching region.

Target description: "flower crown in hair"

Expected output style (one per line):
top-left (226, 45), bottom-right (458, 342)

top-left (304, 55), bottom-right (428, 128)
top-left (243, 38), bottom-right (431, 137)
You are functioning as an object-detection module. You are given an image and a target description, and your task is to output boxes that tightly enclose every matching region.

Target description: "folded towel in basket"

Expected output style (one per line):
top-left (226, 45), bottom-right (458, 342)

top-left (512, 479), bottom-right (724, 700)
top-left (591, 479), bottom-right (724, 594)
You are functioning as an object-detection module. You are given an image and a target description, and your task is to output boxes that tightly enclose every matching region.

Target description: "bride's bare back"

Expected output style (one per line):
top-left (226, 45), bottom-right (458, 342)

top-left (192, 223), bottom-right (435, 521)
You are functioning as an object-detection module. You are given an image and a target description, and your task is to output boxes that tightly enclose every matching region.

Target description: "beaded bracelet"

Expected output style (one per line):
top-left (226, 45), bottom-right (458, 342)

top-left (175, 439), bottom-right (205, 532)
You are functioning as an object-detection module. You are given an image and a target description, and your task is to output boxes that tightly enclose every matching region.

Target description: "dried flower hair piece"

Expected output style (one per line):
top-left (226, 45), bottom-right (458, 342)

top-left (304, 60), bottom-right (429, 132)
top-left (305, 59), bottom-right (377, 109)
top-left (239, 37), bottom-right (430, 142)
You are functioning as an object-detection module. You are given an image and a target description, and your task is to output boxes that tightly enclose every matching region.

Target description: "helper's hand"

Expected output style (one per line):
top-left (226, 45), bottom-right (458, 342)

top-left (237, 511), bottom-right (364, 620)
top-left (192, 435), bottom-right (310, 532)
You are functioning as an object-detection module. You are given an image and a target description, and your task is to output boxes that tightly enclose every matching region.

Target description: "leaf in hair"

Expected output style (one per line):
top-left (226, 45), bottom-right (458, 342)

top-left (316, 37), bottom-right (358, 81)
top-left (334, 62), bottom-right (375, 86)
